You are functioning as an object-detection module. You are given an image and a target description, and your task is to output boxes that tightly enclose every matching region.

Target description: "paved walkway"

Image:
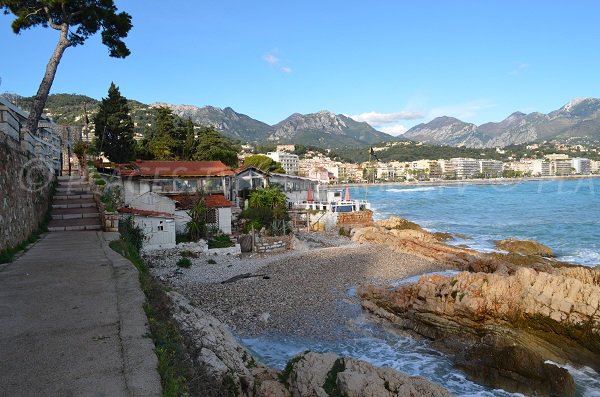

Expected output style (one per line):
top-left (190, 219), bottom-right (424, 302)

top-left (0, 231), bottom-right (161, 397)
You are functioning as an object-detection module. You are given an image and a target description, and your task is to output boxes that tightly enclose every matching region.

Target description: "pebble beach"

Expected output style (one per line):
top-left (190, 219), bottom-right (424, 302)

top-left (144, 232), bottom-right (449, 339)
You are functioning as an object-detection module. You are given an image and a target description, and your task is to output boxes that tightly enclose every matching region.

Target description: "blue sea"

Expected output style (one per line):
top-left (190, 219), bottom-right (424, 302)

top-left (243, 178), bottom-right (600, 396)
top-left (352, 178), bottom-right (600, 267)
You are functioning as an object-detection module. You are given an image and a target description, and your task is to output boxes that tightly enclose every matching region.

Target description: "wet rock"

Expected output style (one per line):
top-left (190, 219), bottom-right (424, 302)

top-left (285, 352), bottom-right (452, 397)
top-left (359, 267), bottom-right (600, 396)
top-left (494, 238), bottom-right (554, 257)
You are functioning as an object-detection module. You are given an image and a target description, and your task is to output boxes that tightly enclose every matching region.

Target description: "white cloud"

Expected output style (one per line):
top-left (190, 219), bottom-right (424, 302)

top-left (263, 53), bottom-right (279, 65)
top-left (428, 99), bottom-right (495, 120)
top-left (281, 66), bottom-right (292, 73)
top-left (351, 110), bottom-right (424, 125)
top-left (379, 123), bottom-right (408, 136)
top-left (511, 62), bottom-right (530, 76)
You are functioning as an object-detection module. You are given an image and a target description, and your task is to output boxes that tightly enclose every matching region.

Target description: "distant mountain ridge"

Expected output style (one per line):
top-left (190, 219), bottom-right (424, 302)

top-left (404, 97), bottom-right (600, 148)
top-left (6, 93), bottom-right (600, 149)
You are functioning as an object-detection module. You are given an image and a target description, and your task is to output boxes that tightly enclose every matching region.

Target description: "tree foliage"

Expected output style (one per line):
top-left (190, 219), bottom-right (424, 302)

top-left (242, 154), bottom-right (285, 173)
top-left (241, 186), bottom-right (289, 233)
top-left (192, 126), bottom-right (239, 167)
top-left (1, 0), bottom-right (132, 138)
top-left (93, 83), bottom-right (135, 163)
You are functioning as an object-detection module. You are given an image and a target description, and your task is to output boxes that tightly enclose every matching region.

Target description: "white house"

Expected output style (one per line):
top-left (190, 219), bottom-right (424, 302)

top-left (171, 193), bottom-right (233, 235)
top-left (117, 160), bottom-right (234, 205)
top-left (119, 192), bottom-right (176, 250)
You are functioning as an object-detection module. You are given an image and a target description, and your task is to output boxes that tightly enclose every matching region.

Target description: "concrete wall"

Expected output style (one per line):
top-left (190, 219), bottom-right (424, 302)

top-left (0, 136), bottom-right (54, 252)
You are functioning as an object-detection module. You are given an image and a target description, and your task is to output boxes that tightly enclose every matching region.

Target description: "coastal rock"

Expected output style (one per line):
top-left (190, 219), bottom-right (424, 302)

top-left (375, 217), bottom-right (423, 231)
top-left (359, 268), bottom-right (600, 396)
top-left (169, 291), bottom-right (268, 397)
top-left (285, 351), bottom-right (453, 397)
top-left (494, 238), bottom-right (554, 257)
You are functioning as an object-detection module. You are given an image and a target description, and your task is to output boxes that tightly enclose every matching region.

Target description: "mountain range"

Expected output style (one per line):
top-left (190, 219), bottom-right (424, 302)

top-left (4, 93), bottom-right (600, 149)
top-left (155, 103), bottom-right (392, 148)
top-left (404, 98), bottom-right (600, 148)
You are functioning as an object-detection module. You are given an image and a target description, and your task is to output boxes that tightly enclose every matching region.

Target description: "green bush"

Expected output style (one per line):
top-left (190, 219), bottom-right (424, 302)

top-left (119, 215), bottom-right (145, 252)
top-left (176, 257), bottom-right (192, 268)
top-left (207, 258), bottom-right (217, 264)
top-left (208, 234), bottom-right (234, 249)
top-left (95, 179), bottom-right (106, 186)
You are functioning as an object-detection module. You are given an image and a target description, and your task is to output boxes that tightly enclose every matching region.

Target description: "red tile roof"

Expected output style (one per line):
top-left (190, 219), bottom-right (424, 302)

top-left (118, 160), bottom-right (234, 177)
top-left (118, 207), bottom-right (174, 218)
top-left (204, 194), bottom-right (233, 208)
top-left (169, 194), bottom-right (201, 210)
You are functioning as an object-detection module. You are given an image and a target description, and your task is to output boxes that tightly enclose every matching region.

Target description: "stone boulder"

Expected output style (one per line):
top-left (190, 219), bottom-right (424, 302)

top-left (376, 217), bottom-right (423, 231)
top-left (284, 351), bottom-right (452, 397)
top-left (359, 268), bottom-right (600, 396)
top-left (169, 291), bottom-right (271, 397)
top-left (494, 238), bottom-right (554, 257)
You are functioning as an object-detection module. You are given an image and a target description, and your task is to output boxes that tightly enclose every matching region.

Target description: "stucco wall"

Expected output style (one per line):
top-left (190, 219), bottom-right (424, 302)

top-left (0, 137), bottom-right (54, 252)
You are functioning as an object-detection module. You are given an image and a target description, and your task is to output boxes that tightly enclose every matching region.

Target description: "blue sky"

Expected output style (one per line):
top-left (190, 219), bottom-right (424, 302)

top-left (2, 1), bottom-right (600, 135)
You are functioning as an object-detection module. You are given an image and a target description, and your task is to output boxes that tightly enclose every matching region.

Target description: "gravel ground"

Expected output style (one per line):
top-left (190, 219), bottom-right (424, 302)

top-left (145, 232), bottom-right (449, 339)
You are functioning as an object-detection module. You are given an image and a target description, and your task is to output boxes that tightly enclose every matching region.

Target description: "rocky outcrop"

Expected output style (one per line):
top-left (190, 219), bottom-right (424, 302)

top-left (168, 291), bottom-right (452, 397)
top-left (283, 351), bottom-right (452, 397)
top-left (494, 238), bottom-right (554, 257)
top-left (353, 218), bottom-right (600, 396)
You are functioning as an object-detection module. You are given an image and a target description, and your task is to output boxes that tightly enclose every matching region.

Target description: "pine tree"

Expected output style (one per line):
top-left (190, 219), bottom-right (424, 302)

top-left (1, 1), bottom-right (132, 138)
top-left (192, 126), bottom-right (239, 167)
top-left (147, 107), bottom-right (176, 160)
top-left (183, 118), bottom-right (197, 160)
top-left (94, 83), bottom-right (135, 163)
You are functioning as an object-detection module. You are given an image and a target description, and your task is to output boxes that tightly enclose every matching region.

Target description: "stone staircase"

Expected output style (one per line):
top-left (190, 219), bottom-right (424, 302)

top-left (48, 176), bottom-right (102, 231)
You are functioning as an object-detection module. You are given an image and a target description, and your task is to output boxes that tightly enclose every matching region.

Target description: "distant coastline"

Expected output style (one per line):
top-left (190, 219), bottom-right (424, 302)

top-left (343, 174), bottom-right (600, 188)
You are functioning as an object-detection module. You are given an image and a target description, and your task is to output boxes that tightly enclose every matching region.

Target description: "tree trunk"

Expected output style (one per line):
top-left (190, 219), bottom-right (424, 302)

top-left (24, 24), bottom-right (70, 137)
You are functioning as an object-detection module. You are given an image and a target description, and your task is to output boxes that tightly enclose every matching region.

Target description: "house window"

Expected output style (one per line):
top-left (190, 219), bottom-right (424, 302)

top-left (206, 208), bottom-right (218, 225)
top-left (175, 179), bottom-right (197, 192)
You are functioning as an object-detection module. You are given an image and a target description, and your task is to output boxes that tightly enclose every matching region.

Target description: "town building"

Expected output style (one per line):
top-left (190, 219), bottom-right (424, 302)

top-left (117, 160), bottom-right (234, 204)
top-left (267, 151), bottom-right (300, 175)
top-left (117, 160), bottom-right (235, 235)
top-left (571, 158), bottom-right (591, 175)
top-left (479, 159), bottom-right (503, 178)
top-left (118, 192), bottom-right (176, 250)
top-left (446, 158), bottom-right (480, 179)
top-left (550, 160), bottom-right (573, 176)
top-left (276, 144), bottom-right (296, 152)
top-left (531, 160), bottom-right (551, 177)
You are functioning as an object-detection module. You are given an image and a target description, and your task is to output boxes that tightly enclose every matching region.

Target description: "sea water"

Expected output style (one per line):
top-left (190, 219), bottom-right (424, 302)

top-left (352, 178), bottom-right (600, 266)
top-left (242, 178), bottom-right (600, 396)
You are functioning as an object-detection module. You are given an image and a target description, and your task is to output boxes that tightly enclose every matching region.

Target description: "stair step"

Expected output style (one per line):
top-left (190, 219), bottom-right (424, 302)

top-left (52, 199), bottom-right (97, 209)
top-left (48, 217), bottom-right (102, 232)
top-left (51, 212), bottom-right (100, 220)
top-left (58, 176), bottom-right (84, 181)
top-left (55, 194), bottom-right (93, 200)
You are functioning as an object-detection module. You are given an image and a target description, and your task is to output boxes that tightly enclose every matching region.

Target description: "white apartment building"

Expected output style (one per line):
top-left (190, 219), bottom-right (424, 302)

top-left (531, 160), bottom-right (551, 176)
top-left (591, 160), bottom-right (600, 174)
top-left (551, 160), bottom-right (572, 176)
top-left (267, 151), bottom-right (300, 175)
top-left (571, 158), bottom-right (591, 175)
top-left (479, 159), bottom-right (503, 178)
top-left (505, 161), bottom-right (533, 174)
top-left (545, 153), bottom-right (570, 161)
top-left (447, 158), bottom-right (480, 179)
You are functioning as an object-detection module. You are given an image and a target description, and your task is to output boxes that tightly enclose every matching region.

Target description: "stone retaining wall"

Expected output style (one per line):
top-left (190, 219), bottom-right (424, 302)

top-left (255, 235), bottom-right (292, 253)
top-left (0, 136), bottom-right (54, 252)
top-left (337, 210), bottom-right (373, 225)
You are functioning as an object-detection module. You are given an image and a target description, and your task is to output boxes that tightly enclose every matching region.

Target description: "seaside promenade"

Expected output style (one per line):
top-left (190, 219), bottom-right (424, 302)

top-left (0, 231), bottom-right (161, 396)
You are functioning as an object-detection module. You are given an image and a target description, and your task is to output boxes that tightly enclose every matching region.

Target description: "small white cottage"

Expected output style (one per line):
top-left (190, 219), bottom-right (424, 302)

top-left (119, 192), bottom-right (176, 250)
